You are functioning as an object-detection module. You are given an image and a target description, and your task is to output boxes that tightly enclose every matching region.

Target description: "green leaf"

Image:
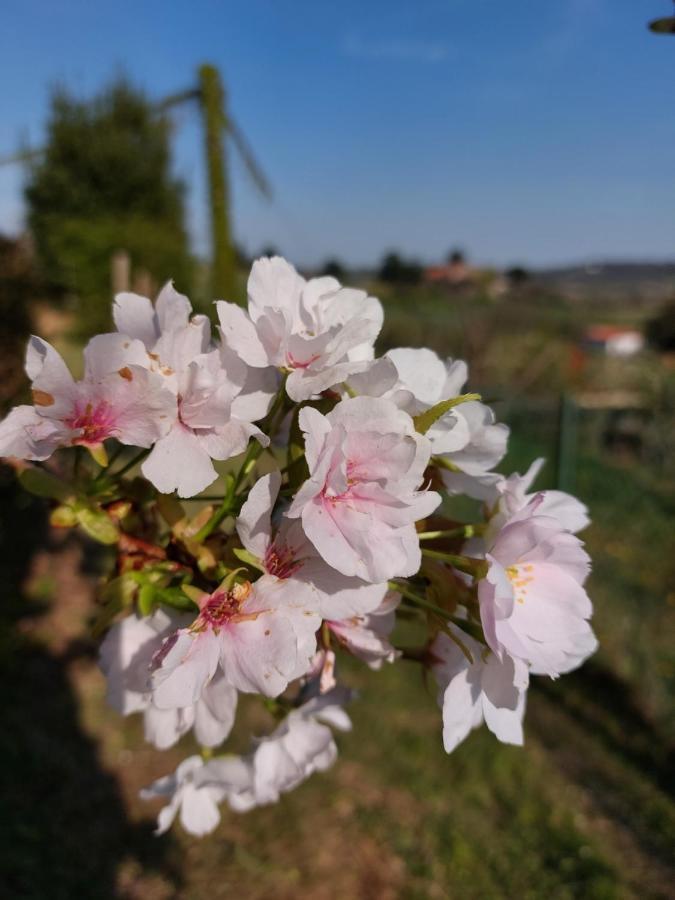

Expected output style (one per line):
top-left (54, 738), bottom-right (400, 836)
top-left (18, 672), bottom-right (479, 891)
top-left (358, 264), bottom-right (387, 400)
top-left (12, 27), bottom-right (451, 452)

top-left (19, 468), bottom-right (74, 502)
top-left (76, 506), bottom-right (119, 544)
top-left (86, 443), bottom-right (108, 467)
top-left (157, 587), bottom-right (199, 612)
top-left (137, 583), bottom-right (156, 616)
top-left (432, 455), bottom-right (461, 473)
top-left (182, 583), bottom-right (205, 605)
top-left (413, 393), bottom-right (481, 435)
top-left (50, 504), bottom-right (78, 528)
top-left (232, 547), bottom-right (265, 572)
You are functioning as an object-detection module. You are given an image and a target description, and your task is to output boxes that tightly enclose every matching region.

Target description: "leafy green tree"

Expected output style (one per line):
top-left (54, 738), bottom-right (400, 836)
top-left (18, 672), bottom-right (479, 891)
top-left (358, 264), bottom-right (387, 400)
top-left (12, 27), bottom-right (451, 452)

top-left (378, 251), bottom-right (422, 285)
top-left (321, 258), bottom-right (346, 280)
top-left (25, 78), bottom-right (191, 335)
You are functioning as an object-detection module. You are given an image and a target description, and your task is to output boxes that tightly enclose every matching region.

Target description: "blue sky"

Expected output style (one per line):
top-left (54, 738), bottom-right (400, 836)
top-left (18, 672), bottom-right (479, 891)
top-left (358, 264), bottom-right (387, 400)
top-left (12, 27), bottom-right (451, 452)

top-left (1, 0), bottom-right (673, 268)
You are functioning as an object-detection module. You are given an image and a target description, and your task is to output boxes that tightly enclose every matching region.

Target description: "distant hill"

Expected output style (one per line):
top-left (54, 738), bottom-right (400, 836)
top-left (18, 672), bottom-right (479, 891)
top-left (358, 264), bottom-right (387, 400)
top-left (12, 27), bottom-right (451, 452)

top-left (534, 261), bottom-right (675, 307)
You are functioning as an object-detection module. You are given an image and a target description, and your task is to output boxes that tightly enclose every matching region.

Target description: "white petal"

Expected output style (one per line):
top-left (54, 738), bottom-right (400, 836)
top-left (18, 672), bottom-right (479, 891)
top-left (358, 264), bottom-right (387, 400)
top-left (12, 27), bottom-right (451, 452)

top-left (113, 292), bottom-right (158, 347)
top-left (236, 472), bottom-right (280, 559)
top-left (142, 424), bottom-right (218, 497)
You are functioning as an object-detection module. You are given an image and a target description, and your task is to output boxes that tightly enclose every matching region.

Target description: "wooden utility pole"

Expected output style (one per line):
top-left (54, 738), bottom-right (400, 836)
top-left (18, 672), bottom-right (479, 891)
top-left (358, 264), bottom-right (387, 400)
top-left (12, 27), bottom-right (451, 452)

top-left (199, 64), bottom-right (237, 301)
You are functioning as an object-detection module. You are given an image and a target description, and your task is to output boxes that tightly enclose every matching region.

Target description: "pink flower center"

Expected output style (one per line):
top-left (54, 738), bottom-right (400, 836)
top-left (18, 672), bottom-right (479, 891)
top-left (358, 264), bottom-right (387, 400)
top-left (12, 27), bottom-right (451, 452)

top-left (65, 401), bottom-right (117, 445)
top-left (198, 588), bottom-right (245, 628)
top-left (286, 351), bottom-right (321, 370)
top-left (265, 542), bottom-right (302, 579)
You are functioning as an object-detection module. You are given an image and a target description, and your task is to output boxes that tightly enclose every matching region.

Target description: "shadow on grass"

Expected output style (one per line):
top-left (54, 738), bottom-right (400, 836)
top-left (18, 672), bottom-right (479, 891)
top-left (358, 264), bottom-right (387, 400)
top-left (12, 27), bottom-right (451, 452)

top-left (534, 663), bottom-right (674, 798)
top-left (0, 466), bottom-right (182, 900)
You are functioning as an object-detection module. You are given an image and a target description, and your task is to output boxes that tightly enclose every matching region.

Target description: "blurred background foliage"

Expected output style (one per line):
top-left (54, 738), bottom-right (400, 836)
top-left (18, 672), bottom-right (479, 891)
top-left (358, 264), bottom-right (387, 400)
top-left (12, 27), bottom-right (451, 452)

top-left (24, 79), bottom-right (191, 335)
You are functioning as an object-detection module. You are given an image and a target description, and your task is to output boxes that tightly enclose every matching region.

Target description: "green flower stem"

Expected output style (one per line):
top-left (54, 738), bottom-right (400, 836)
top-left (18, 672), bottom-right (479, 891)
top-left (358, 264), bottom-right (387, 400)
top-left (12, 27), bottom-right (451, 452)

top-left (390, 580), bottom-right (486, 647)
top-left (418, 525), bottom-right (482, 541)
top-left (110, 447), bottom-right (151, 480)
top-left (389, 580), bottom-right (452, 620)
top-left (421, 548), bottom-right (488, 578)
top-left (192, 385), bottom-right (291, 543)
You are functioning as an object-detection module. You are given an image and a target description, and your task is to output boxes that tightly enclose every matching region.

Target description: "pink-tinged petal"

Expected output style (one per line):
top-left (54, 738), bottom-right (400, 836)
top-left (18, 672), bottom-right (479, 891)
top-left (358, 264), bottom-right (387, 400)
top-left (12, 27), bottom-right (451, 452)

top-left (154, 794), bottom-right (181, 835)
top-left (113, 292), bottom-right (158, 348)
top-left (442, 469), bottom-right (503, 502)
top-left (344, 431), bottom-right (417, 484)
top-left (155, 281), bottom-right (192, 332)
top-left (328, 595), bottom-right (398, 669)
top-left (387, 347), bottom-right (448, 406)
top-left (478, 556), bottom-right (515, 656)
top-left (236, 472), bottom-right (279, 559)
top-left (442, 358), bottom-right (469, 396)
top-left (327, 395), bottom-right (414, 437)
top-left (297, 556), bottom-right (387, 619)
top-left (301, 497), bottom-right (367, 579)
top-left (99, 615), bottom-right (153, 715)
top-left (480, 651), bottom-right (523, 712)
top-left (25, 337), bottom-right (76, 417)
top-left (0, 405), bottom-right (63, 461)
top-left (199, 421), bottom-right (268, 463)
top-left (154, 317), bottom-right (211, 375)
top-left (144, 706), bottom-right (193, 750)
top-left (151, 630), bottom-right (221, 709)
top-left (216, 301), bottom-right (270, 367)
top-left (481, 686), bottom-right (526, 746)
top-left (218, 611), bottom-right (298, 697)
top-left (440, 666), bottom-right (481, 754)
top-left (247, 256), bottom-right (305, 323)
top-left (97, 367), bottom-right (176, 447)
top-left (83, 333), bottom-right (150, 380)
top-left (536, 491), bottom-right (590, 533)
top-left (547, 623), bottom-right (598, 676)
top-left (179, 784), bottom-right (223, 836)
top-left (194, 675), bottom-right (238, 747)
top-left (346, 356), bottom-right (400, 398)
top-left (142, 424), bottom-right (218, 497)
top-left (297, 406), bottom-right (332, 472)
top-left (231, 364), bottom-right (277, 421)
top-left (444, 401), bottom-right (509, 474)
top-left (286, 360), bottom-right (363, 403)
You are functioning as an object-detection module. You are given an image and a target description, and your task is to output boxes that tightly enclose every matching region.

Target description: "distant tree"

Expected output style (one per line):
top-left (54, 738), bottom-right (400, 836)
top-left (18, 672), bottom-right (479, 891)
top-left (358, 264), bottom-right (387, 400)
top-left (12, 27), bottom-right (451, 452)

top-left (506, 266), bottom-right (530, 289)
top-left (447, 247), bottom-right (466, 265)
top-left (378, 251), bottom-right (422, 285)
top-left (25, 78), bottom-right (191, 335)
top-left (647, 299), bottom-right (675, 353)
top-left (258, 245), bottom-right (279, 259)
top-left (321, 258), bottom-right (346, 280)
top-left (0, 234), bottom-right (39, 409)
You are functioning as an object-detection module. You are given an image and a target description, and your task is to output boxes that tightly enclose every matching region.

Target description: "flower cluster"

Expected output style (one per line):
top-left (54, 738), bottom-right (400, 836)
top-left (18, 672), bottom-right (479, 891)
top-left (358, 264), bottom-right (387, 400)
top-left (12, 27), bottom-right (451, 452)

top-left (0, 256), bottom-right (597, 837)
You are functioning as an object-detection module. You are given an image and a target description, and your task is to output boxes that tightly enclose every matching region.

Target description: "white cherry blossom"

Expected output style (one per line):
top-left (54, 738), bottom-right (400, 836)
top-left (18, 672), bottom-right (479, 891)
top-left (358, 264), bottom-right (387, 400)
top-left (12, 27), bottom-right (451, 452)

top-left (0, 335), bottom-right (174, 462)
top-left (430, 624), bottom-right (529, 753)
top-left (346, 347), bottom-right (508, 499)
top-left (215, 688), bottom-right (352, 812)
top-left (237, 471), bottom-right (388, 620)
top-left (111, 281), bottom-right (272, 497)
top-left (216, 256), bottom-right (383, 402)
top-left (287, 397), bottom-right (440, 583)
top-left (150, 578), bottom-right (321, 706)
top-left (99, 610), bottom-right (237, 749)
top-left (477, 497), bottom-right (597, 677)
top-left (140, 755), bottom-right (235, 836)
top-left (485, 458), bottom-right (590, 536)
top-left (327, 592), bottom-right (400, 669)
